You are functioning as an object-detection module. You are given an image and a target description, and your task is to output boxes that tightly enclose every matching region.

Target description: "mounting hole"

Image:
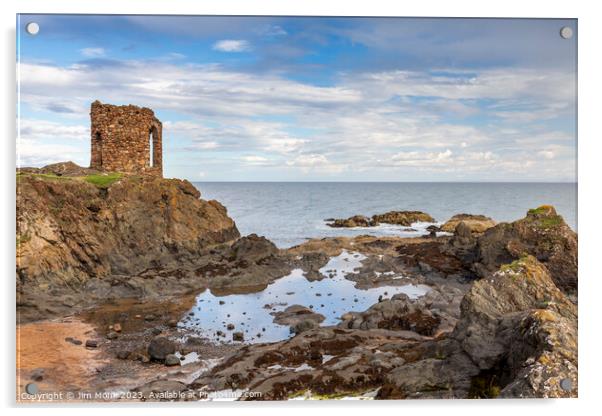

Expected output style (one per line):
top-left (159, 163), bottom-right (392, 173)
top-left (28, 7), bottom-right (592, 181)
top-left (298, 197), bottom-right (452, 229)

top-left (560, 26), bottom-right (573, 39)
top-left (25, 22), bottom-right (40, 35)
top-left (25, 382), bottom-right (38, 395)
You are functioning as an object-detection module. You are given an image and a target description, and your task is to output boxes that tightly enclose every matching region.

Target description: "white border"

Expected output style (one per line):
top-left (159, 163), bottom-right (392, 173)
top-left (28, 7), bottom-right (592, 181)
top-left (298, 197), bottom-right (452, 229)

top-left (2, 0), bottom-right (600, 414)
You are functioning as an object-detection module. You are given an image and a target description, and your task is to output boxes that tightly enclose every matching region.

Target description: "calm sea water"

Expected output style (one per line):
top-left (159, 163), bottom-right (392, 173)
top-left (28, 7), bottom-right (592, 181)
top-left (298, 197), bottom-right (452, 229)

top-left (193, 182), bottom-right (577, 248)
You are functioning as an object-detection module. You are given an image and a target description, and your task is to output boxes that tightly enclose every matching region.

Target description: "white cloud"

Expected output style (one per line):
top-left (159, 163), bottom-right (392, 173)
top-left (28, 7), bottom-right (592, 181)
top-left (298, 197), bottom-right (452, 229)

top-left (80, 47), bottom-right (106, 57)
top-left (286, 154), bottom-right (346, 174)
top-left (19, 119), bottom-right (88, 141)
top-left (390, 149), bottom-right (453, 167)
top-left (538, 150), bottom-right (556, 159)
top-left (17, 138), bottom-right (87, 167)
top-left (262, 25), bottom-right (287, 36)
top-left (212, 40), bottom-right (251, 52)
top-left (17, 58), bottom-right (575, 180)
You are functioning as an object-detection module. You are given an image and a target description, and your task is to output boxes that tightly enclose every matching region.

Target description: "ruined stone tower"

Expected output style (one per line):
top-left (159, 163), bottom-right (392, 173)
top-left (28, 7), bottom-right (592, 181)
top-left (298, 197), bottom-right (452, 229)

top-left (90, 100), bottom-right (163, 177)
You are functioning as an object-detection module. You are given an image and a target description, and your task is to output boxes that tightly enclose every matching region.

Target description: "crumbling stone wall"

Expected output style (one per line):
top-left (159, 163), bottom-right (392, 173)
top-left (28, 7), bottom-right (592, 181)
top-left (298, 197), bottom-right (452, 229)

top-left (90, 100), bottom-right (163, 177)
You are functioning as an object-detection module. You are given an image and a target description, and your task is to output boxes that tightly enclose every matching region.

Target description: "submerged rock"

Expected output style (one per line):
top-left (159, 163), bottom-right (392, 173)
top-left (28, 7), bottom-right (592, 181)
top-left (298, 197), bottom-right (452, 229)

top-left (271, 304), bottom-right (325, 328)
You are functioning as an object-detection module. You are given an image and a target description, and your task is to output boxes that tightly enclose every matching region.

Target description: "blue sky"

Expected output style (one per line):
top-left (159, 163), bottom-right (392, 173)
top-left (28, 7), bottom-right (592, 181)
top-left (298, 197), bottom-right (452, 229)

top-left (17, 15), bottom-right (577, 181)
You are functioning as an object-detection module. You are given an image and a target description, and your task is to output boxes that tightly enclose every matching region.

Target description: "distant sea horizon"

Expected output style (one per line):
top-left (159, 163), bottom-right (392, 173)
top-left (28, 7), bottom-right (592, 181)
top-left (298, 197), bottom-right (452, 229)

top-left (192, 181), bottom-right (577, 248)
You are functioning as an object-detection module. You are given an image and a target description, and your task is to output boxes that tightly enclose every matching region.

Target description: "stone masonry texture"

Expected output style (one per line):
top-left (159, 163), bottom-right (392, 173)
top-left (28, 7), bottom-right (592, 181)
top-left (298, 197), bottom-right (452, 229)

top-left (90, 100), bottom-right (163, 177)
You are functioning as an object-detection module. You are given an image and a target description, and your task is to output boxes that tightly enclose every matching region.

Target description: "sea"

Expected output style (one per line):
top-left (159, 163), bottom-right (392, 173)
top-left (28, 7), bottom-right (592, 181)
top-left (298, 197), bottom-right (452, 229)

top-left (192, 182), bottom-right (577, 249)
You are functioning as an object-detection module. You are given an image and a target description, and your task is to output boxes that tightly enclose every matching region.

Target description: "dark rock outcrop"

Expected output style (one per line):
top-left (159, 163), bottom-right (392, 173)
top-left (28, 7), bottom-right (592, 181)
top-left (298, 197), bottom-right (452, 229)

top-left (326, 215), bottom-right (374, 228)
top-left (326, 211), bottom-right (435, 228)
top-left (371, 211), bottom-right (435, 226)
top-left (148, 337), bottom-right (176, 361)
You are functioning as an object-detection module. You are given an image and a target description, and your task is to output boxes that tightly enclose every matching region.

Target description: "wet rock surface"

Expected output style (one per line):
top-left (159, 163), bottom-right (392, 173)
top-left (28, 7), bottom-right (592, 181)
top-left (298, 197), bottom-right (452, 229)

top-left (271, 305), bottom-right (326, 328)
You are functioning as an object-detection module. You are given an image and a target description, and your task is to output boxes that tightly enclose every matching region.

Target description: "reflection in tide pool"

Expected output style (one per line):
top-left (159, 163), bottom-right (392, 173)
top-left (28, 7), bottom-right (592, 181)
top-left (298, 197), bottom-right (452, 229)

top-left (179, 251), bottom-right (430, 343)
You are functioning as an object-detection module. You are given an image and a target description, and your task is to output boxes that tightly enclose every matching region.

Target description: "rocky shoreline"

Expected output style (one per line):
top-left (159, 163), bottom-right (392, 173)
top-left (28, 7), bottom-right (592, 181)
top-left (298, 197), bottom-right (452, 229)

top-left (16, 163), bottom-right (578, 401)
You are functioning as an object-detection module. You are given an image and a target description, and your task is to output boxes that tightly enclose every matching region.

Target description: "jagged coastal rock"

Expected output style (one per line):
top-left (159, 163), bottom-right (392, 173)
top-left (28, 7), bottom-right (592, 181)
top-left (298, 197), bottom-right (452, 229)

top-left (326, 211), bottom-right (435, 228)
top-left (447, 205), bottom-right (578, 294)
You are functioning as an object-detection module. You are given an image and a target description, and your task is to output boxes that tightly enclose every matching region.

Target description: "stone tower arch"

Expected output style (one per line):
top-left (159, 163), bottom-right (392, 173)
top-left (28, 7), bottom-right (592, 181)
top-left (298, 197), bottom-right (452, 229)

top-left (90, 100), bottom-right (163, 177)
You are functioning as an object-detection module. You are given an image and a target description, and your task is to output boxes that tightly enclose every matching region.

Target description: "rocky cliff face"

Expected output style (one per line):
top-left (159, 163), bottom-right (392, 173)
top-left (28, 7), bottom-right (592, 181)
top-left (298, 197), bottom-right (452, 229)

top-left (16, 169), bottom-right (240, 290)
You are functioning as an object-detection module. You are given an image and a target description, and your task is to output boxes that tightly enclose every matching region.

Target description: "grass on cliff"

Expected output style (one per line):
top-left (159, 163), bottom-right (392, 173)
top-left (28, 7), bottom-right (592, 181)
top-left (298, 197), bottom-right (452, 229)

top-left (82, 173), bottom-right (123, 188)
top-left (18, 171), bottom-right (124, 188)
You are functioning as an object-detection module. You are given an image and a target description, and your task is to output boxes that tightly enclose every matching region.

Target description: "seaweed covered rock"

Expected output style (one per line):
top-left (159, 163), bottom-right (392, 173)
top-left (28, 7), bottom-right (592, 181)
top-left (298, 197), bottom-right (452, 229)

top-left (326, 211), bottom-right (434, 228)
top-left (326, 215), bottom-right (374, 228)
top-left (371, 211), bottom-right (435, 226)
top-left (440, 214), bottom-right (496, 233)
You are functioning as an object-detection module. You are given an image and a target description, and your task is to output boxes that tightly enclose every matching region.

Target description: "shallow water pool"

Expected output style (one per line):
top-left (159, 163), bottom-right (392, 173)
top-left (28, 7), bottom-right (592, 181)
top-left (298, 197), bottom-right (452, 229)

top-left (179, 250), bottom-right (430, 343)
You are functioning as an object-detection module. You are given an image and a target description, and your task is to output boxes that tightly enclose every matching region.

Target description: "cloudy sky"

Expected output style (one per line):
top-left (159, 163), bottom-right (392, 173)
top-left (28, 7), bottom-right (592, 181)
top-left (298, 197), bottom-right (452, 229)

top-left (17, 15), bottom-right (576, 181)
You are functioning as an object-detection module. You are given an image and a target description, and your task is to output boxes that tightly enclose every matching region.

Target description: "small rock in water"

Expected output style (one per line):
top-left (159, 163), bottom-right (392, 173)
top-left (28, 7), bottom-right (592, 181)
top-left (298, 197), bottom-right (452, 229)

top-left (30, 368), bottom-right (44, 382)
top-left (164, 354), bottom-right (181, 366)
top-left (226, 323), bottom-right (235, 330)
top-left (65, 337), bottom-right (82, 345)
top-left (85, 339), bottom-right (99, 348)
top-left (151, 328), bottom-right (162, 335)
top-left (233, 332), bottom-right (244, 342)
top-left (219, 300), bottom-right (225, 305)
top-left (291, 320), bottom-right (318, 335)
top-left (116, 350), bottom-right (130, 359)
top-left (167, 319), bottom-right (178, 328)
top-left (144, 314), bottom-right (156, 321)
top-left (148, 337), bottom-right (176, 361)
top-left (106, 331), bottom-right (118, 340)
top-left (113, 323), bottom-right (122, 333)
